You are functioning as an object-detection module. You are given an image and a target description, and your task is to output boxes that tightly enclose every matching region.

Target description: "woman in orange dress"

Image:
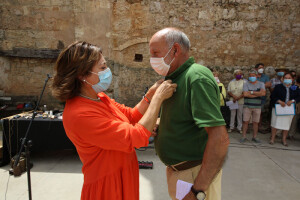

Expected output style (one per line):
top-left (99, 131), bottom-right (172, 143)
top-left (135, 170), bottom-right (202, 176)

top-left (51, 41), bottom-right (177, 200)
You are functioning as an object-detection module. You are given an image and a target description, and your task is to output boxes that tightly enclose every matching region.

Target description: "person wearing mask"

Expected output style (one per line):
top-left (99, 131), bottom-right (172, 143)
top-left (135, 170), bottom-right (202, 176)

top-left (288, 74), bottom-right (300, 140)
top-left (150, 28), bottom-right (229, 200)
top-left (255, 63), bottom-right (271, 134)
top-left (51, 41), bottom-right (177, 200)
top-left (290, 70), bottom-right (297, 84)
top-left (213, 71), bottom-right (226, 106)
top-left (269, 73), bottom-right (300, 146)
top-left (270, 66), bottom-right (289, 138)
top-left (227, 69), bottom-right (245, 133)
top-left (270, 66), bottom-right (287, 92)
top-left (240, 70), bottom-right (266, 143)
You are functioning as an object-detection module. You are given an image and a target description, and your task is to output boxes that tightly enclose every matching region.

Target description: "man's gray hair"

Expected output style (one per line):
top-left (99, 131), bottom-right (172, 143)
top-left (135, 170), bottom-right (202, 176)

top-left (249, 69), bottom-right (258, 75)
top-left (165, 29), bottom-right (190, 52)
top-left (233, 69), bottom-right (242, 75)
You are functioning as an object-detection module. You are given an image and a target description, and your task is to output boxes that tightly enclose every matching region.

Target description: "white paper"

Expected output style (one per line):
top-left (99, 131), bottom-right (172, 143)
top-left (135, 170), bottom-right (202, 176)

top-left (176, 180), bottom-right (193, 200)
top-left (275, 103), bottom-right (295, 116)
top-left (226, 101), bottom-right (239, 110)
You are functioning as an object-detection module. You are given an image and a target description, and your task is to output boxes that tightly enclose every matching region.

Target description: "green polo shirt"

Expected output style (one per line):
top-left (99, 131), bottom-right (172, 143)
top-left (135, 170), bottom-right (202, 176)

top-left (154, 57), bottom-right (225, 166)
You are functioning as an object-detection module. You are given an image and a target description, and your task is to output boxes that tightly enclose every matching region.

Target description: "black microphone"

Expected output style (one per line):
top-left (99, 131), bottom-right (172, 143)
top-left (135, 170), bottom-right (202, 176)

top-left (47, 74), bottom-right (52, 79)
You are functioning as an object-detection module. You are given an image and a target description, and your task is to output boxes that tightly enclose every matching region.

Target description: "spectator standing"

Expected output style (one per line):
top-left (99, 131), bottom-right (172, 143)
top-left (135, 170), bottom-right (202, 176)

top-left (213, 71), bottom-right (226, 106)
top-left (288, 74), bottom-right (300, 140)
top-left (290, 70), bottom-right (297, 84)
top-left (255, 63), bottom-right (271, 133)
top-left (269, 73), bottom-right (300, 146)
top-left (227, 69), bottom-right (245, 133)
top-left (270, 66), bottom-right (287, 92)
top-left (241, 70), bottom-right (266, 143)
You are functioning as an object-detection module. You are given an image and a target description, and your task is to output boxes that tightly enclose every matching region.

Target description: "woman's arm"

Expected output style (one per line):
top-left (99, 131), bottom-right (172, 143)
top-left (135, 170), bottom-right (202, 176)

top-left (68, 81), bottom-right (176, 153)
top-left (111, 79), bottom-right (163, 124)
top-left (138, 80), bottom-right (177, 132)
top-left (135, 79), bottom-right (164, 115)
top-left (221, 84), bottom-right (226, 99)
top-left (270, 85), bottom-right (284, 107)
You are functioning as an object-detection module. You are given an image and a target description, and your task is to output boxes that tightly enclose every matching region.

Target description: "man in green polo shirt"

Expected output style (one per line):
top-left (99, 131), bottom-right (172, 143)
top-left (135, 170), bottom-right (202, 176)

top-left (149, 28), bottom-right (229, 200)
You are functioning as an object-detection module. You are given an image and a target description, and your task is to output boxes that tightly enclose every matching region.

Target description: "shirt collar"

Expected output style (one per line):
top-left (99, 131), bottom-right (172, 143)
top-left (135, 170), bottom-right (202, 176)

top-left (165, 57), bottom-right (195, 80)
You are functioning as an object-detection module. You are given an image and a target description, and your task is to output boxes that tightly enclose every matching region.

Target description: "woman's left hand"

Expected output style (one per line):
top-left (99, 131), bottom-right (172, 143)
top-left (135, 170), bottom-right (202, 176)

top-left (148, 79), bottom-right (164, 96)
top-left (286, 100), bottom-right (294, 106)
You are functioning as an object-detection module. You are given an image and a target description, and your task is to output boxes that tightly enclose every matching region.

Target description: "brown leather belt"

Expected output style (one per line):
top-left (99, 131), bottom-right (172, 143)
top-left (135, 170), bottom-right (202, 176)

top-left (169, 160), bottom-right (202, 171)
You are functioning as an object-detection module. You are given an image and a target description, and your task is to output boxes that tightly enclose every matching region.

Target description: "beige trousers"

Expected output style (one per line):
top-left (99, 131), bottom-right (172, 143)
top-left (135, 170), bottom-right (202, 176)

top-left (166, 164), bottom-right (222, 200)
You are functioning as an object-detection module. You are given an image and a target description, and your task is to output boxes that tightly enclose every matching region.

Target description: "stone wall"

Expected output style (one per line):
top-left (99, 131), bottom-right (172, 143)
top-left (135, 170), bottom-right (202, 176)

top-left (0, 0), bottom-right (299, 108)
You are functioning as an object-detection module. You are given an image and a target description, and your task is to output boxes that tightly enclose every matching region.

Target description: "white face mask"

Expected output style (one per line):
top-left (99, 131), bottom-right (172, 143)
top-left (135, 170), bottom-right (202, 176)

top-left (150, 46), bottom-right (175, 76)
top-left (258, 68), bottom-right (264, 74)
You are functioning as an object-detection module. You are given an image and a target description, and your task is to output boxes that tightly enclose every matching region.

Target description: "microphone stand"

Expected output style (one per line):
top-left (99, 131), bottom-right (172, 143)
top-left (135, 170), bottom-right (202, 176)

top-left (11, 74), bottom-right (52, 200)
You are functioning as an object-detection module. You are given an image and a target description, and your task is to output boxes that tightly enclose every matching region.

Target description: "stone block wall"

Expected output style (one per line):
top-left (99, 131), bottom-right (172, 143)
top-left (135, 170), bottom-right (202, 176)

top-left (0, 0), bottom-right (299, 109)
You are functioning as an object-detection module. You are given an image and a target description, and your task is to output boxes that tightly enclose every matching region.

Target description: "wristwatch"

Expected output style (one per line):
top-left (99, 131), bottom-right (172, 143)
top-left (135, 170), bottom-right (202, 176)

top-left (191, 186), bottom-right (206, 200)
top-left (250, 91), bottom-right (254, 95)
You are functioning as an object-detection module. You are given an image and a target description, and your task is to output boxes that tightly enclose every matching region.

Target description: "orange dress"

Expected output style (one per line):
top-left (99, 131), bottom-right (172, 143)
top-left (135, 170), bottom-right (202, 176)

top-left (63, 93), bottom-right (151, 200)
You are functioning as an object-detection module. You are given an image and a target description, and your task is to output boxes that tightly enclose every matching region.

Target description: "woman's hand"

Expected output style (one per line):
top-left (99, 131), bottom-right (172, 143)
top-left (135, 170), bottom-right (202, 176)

top-left (279, 100), bottom-right (286, 107)
top-left (286, 100), bottom-right (294, 106)
top-left (153, 80), bottom-right (177, 102)
top-left (148, 79), bottom-right (164, 96)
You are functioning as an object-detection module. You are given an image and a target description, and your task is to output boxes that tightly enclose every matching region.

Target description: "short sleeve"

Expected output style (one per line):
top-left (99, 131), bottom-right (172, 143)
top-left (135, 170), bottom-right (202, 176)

top-left (243, 82), bottom-right (249, 91)
top-left (190, 79), bottom-right (225, 128)
top-left (227, 81), bottom-right (232, 92)
top-left (260, 82), bottom-right (266, 90)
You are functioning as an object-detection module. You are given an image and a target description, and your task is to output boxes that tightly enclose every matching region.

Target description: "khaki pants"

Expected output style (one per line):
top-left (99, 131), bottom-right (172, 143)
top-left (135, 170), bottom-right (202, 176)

top-left (166, 164), bottom-right (222, 200)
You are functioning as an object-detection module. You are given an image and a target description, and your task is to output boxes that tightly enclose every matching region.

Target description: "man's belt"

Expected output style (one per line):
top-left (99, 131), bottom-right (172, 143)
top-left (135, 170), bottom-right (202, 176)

top-left (169, 160), bottom-right (202, 171)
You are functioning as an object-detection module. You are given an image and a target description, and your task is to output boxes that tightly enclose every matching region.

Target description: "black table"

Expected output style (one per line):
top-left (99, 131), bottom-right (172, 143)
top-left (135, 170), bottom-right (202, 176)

top-left (1, 115), bottom-right (75, 166)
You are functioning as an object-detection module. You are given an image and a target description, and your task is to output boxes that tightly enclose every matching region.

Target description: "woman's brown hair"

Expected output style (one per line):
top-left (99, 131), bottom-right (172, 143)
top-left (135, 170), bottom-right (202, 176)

top-left (51, 41), bottom-right (102, 102)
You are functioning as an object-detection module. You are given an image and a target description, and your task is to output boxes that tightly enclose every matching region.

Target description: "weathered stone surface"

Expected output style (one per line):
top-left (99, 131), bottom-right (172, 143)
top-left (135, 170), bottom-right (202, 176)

top-left (0, 0), bottom-right (299, 108)
top-left (232, 21), bottom-right (244, 31)
top-left (0, 30), bottom-right (4, 40)
top-left (0, 48), bottom-right (61, 58)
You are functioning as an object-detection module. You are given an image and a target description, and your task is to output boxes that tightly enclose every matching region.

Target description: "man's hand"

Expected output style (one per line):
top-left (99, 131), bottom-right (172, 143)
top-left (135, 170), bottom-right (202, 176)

top-left (182, 190), bottom-right (197, 200)
top-left (233, 96), bottom-right (238, 103)
top-left (243, 91), bottom-right (251, 97)
top-left (151, 124), bottom-right (158, 137)
top-left (151, 118), bottom-right (160, 137)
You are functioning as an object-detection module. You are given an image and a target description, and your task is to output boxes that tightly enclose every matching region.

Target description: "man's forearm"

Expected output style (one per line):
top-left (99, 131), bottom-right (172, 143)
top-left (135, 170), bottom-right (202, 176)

top-left (253, 90), bottom-right (266, 97)
top-left (228, 92), bottom-right (235, 98)
top-left (237, 94), bottom-right (244, 99)
top-left (193, 126), bottom-right (229, 191)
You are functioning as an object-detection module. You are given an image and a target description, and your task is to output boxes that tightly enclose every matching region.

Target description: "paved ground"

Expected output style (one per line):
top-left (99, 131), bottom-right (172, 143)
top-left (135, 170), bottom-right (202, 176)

top-left (1, 131), bottom-right (300, 200)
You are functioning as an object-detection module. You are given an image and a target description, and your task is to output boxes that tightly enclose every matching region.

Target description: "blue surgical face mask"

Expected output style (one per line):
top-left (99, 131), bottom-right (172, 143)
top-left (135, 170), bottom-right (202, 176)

top-left (277, 72), bottom-right (284, 77)
top-left (249, 77), bottom-right (257, 82)
top-left (283, 79), bottom-right (292, 85)
top-left (84, 68), bottom-right (112, 94)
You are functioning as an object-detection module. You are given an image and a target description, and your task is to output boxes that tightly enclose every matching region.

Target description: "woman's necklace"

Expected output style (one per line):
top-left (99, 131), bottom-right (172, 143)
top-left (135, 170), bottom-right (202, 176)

top-left (79, 94), bottom-right (101, 102)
